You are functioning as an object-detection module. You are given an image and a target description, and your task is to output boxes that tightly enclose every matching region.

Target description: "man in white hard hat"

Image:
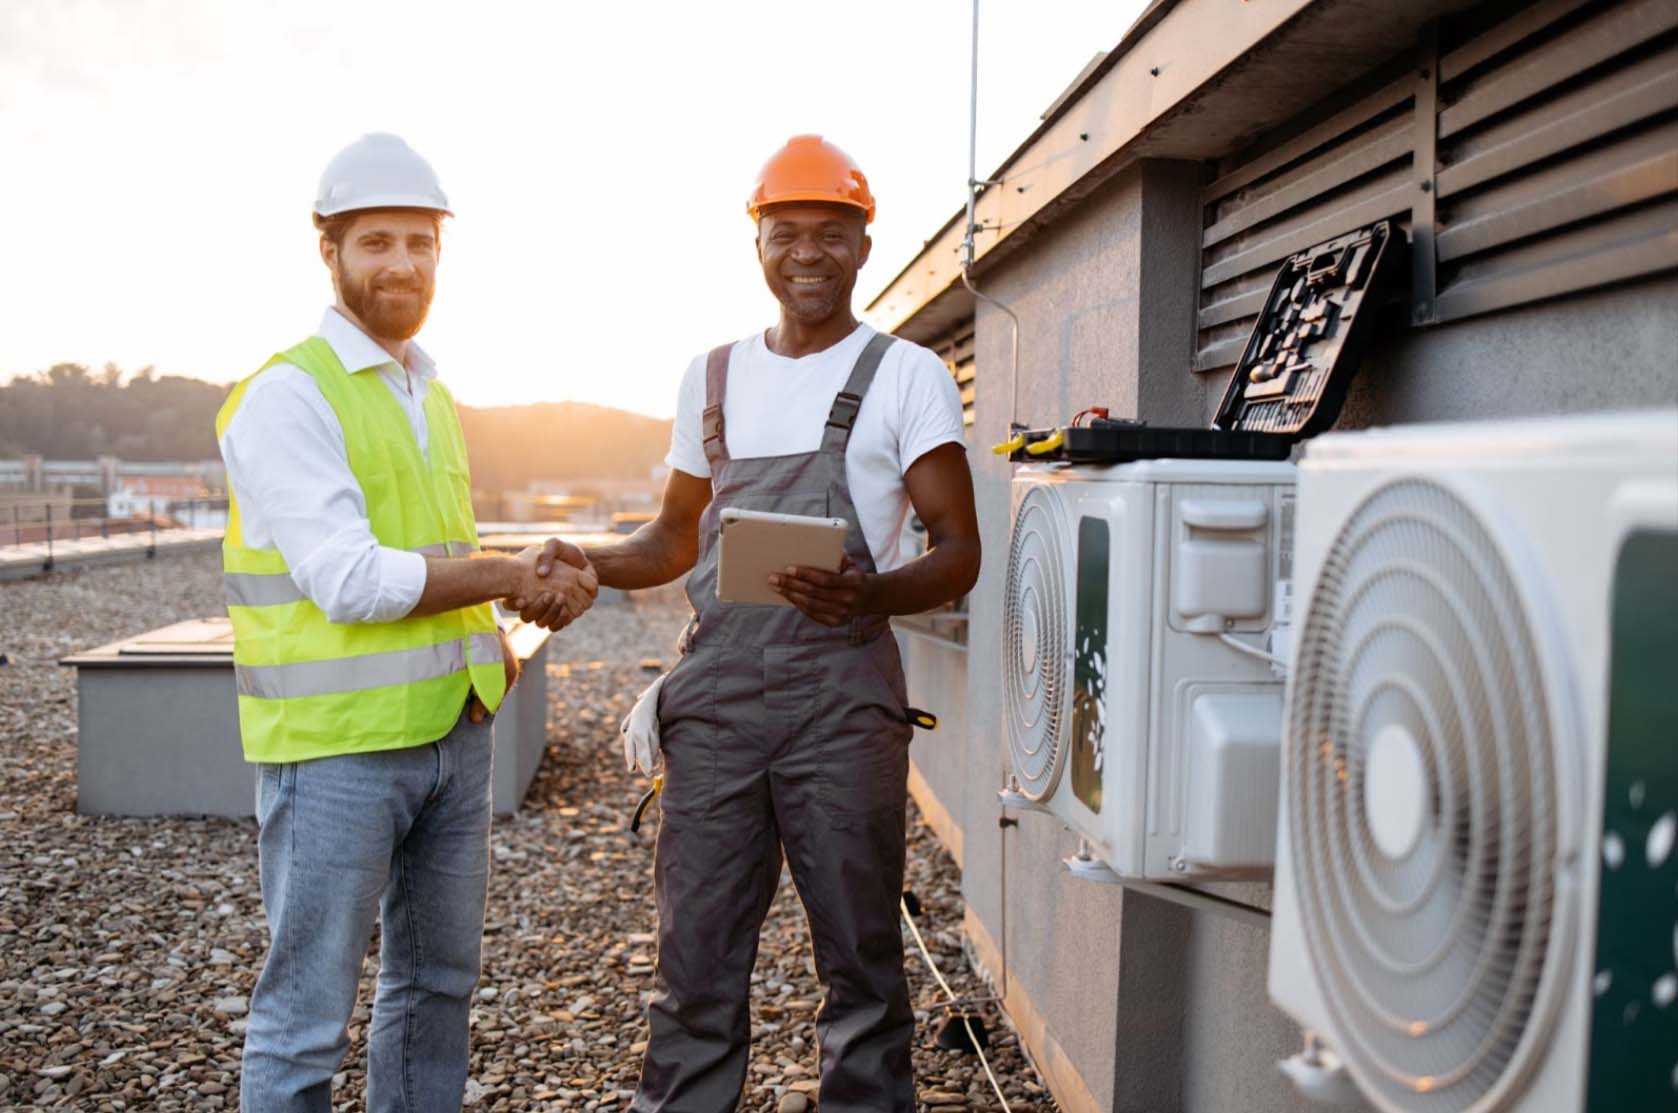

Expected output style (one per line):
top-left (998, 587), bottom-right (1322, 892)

top-left (218, 132), bottom-right (596, 1112)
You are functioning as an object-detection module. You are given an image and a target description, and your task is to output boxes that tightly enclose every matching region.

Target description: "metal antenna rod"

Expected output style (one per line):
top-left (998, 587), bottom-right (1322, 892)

top-left (960, 0), bottom-right (1024, 434)
top-left (962, 0), bottom-right (981, 274)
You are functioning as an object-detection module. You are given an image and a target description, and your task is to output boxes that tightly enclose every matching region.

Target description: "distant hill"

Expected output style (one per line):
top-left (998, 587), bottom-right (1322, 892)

top-left (0, 364), bottom-right (671, 490)
top-left (455, 401), bottom-right (672, 492)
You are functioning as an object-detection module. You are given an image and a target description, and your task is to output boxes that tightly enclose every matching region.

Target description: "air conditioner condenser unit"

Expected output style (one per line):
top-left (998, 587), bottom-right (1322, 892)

top-left (1269, 410), bottom-right (1678, 1112)
top-left (1003, 459), bottom-right (1295, 879)
top-left (998, 220), bottom-right (1405, 884)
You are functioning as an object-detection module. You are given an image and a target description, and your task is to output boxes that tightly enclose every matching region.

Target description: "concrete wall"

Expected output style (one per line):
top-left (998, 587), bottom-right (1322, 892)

top-left (902, 150), bottom-right (1677, 1111)
top-left (949, 162), bottom-right (1139, 1111)
top-left (898, 628), bottom-right (972, 867)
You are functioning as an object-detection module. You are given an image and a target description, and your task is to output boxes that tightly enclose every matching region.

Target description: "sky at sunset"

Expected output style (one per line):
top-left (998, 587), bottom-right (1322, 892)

top-left (2, 0), bottom-right (1147, 417)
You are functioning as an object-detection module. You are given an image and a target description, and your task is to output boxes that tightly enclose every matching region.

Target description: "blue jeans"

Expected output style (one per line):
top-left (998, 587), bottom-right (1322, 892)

top-left (240, 708), bottom-right (494, 1113)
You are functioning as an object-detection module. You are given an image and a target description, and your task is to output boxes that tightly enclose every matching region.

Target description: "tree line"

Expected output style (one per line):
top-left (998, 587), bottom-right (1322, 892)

top-left (0, 365), bottom-right (673, 487)
top-left (0, 364), bottom-right (225, 461)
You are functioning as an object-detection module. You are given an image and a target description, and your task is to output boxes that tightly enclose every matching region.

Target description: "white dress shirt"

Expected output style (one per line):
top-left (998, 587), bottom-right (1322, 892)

top-left (218, 308), bottom-right (437, 624)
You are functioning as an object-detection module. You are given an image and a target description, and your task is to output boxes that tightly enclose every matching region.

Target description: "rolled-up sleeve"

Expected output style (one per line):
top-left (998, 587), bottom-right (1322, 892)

top-left (219, 368), bottom-right (427, 624)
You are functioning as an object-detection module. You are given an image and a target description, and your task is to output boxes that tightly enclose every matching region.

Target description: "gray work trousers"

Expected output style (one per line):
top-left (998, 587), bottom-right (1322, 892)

top-left (634, 635), bottom-right (916, 1113)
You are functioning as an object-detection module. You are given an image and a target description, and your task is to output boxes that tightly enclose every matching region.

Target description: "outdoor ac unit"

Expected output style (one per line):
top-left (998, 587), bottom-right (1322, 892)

top-left (1002, 459), bottom-right (1296, 879)
top-left (1269, 411), bottom-right (1678, 1113)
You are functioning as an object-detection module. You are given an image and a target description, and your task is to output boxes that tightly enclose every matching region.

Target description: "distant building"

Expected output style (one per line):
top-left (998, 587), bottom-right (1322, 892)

top-left (0, 456), bottom-right (224, 497)
top-left (108, 475), bottom-right (226, 529)
top-left (493, 491), bottom-right (600, 525)
top-left (483, 475), bottom-right (666, 526)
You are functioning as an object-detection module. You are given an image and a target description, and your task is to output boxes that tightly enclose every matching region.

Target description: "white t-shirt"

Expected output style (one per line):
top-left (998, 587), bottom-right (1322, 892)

top-left (665, 324), bottom-right (965, 573)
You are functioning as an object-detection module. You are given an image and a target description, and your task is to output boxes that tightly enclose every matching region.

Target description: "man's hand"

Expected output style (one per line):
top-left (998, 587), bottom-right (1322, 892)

top-left (412, 538), bottom-right (603, 626)
top-left (536, 536), bottom-right (590, 576)
top-left (505, 536), bottom-right (591, 620)
top-left (469, 628), bottom-right (521, 723)
top-left (769, 558), bottom-right (871, 626)
top-left (506, 543), bottom-right (598, 631)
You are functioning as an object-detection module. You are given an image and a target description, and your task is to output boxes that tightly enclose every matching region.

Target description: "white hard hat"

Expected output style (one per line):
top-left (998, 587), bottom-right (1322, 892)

top-left (314, 132), bottom-right (453, 218)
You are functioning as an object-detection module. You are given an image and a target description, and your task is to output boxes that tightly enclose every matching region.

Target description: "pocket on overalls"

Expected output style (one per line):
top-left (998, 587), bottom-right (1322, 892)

top-left (813, 646), bottom-right (913, 827)
top-left (652, 653), bottom-right (718, 820)
top-left (846, 638), bottom-right (915, 746)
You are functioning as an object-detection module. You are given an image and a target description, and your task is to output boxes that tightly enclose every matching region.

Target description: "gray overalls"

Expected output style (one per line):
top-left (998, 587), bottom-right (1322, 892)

top-left (633, 332), bottom-right (916, 1113)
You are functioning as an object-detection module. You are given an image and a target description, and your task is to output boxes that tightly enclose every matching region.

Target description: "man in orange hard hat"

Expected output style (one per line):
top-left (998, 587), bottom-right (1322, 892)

top-left (541, 135), bottom-right (981, 1110)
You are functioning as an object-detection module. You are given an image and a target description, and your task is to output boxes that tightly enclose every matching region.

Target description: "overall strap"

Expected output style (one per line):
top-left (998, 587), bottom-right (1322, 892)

top-left (701, 342), bottom-right (733, 468)
top-left (819, 332), bottom-right (896, 455)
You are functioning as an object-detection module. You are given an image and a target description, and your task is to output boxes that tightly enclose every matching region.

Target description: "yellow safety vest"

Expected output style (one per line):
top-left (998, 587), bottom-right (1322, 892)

top-left (216, 336), bottom-right (506, 763)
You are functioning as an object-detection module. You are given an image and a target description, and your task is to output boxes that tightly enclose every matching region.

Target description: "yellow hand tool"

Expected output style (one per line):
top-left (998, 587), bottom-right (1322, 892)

top-left (992, 433), bottom-right (1026, 456)
top-left (1025, 429), bottom-right (1065, 457)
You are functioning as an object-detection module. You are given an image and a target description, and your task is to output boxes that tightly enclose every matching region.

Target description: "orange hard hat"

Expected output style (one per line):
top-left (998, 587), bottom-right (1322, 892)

top-left (747, 135), bottom-right (875, 224)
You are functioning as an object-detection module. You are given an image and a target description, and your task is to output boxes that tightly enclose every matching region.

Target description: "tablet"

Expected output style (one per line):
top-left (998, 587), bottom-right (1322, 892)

top-left (716, 507), bottom-right (849, 606)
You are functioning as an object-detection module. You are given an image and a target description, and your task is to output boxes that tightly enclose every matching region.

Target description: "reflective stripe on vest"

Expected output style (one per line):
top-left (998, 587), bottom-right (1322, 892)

top-left (221, 541), bottom-right (481, 607)
top-left (235, 632), bottom-right (502, 699)
top-left (223, 572), bottom-right (306, 607)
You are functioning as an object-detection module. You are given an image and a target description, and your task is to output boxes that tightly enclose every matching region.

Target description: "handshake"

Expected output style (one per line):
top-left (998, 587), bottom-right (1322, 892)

top-left (503, 537), bottom-right (600, 632)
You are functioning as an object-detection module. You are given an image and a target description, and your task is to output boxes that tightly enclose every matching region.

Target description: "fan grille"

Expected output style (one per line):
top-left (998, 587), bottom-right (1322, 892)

top-left (1287, 479), bottom-right (1567, 1113)
top-left (1004, 485), bottom-right (1073, 801)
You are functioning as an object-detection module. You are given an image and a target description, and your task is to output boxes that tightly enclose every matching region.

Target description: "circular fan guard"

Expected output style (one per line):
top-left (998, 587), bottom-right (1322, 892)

top-left (1286, 479), bottom-right (1572, 1113)
top-left (1004, 484), bottom-right (1073, 802)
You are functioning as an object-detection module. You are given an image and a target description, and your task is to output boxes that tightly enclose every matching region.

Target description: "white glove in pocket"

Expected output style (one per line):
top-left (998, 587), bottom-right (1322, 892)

top-left (620, 673), bottom-right (666, 775)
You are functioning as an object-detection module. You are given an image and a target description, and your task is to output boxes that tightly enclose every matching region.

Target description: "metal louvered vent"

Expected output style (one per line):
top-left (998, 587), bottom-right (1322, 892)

top-left (1429, 0), bottom-right (1678, 323)
top-left (1197, 0), bottom-right (1678, 379)
top-left (1004, 484), bottom-right (1073, 802)
top-left (1286, 478), bottom-right (1571, 1113)
top-left (931, 321), bottom-right (978, 429)
top-left (1197, 69), bottom-right (1415, 375)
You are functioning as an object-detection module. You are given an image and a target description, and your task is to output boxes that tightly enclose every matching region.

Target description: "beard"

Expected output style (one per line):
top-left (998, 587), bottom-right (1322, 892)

top-left (337, 261), bottom-right (434, 342)
top-left (776, 274), bottom-right (852, 324)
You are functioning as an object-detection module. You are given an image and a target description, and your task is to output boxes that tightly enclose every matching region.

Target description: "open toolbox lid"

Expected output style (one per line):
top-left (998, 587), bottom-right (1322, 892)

top-left (1210, 219), bottom-right (1403, 436)
top-left (1001, 220), bottom-right (1405, 464)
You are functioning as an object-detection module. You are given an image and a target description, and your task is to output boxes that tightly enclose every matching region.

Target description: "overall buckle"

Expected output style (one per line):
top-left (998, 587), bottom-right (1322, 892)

top-left (826, 392), bottom-right (863, 431)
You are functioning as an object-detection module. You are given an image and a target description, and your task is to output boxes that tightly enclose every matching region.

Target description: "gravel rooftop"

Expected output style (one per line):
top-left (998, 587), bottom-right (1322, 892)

top-left (0, 552), bottom-right (1048, 1111)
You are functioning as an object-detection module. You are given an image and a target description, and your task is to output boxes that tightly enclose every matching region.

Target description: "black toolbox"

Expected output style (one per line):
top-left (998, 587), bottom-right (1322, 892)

top-left (1000, 220), bottom-right (1406, 464)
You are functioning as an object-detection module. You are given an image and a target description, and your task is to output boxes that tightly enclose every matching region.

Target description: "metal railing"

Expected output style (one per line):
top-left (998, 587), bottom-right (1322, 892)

top-left (3, 495), bottom-right (228, 570)
top-left (890, 517), bottom-right (971, 650)
top-left (893, 606), bottom-right (971, 651)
